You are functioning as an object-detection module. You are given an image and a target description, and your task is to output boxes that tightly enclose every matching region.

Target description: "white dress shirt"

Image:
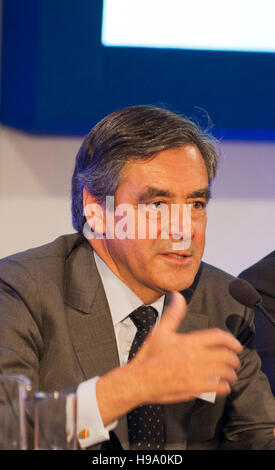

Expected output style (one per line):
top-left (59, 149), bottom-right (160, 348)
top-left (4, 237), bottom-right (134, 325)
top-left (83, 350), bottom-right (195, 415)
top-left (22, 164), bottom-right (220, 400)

top-left (76, 251), bottom-right (165, 448)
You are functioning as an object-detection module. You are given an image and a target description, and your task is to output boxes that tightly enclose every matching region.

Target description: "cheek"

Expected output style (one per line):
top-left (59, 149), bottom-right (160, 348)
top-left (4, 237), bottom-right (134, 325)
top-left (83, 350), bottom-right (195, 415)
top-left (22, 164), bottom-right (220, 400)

top-left (109, 239), bottom-right (150, 263)
top-left (193, 216), bottom-right (207, 244)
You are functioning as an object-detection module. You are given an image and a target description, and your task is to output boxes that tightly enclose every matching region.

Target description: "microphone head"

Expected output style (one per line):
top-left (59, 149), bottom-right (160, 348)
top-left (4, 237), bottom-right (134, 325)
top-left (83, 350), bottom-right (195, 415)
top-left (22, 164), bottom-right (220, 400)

top-left (229, 278), bottom-right (262, 308)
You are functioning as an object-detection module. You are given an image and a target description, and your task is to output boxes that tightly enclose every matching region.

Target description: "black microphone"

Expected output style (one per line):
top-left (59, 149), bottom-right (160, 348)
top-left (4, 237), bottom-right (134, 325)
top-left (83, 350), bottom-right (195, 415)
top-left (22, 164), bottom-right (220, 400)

top-left (229, 279), bottom-right (275, 328)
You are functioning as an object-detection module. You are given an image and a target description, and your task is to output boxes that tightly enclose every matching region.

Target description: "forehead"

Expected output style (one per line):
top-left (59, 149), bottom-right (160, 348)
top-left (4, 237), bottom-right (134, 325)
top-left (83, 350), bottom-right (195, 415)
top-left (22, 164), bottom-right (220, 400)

top-left (118, 145), bottom-right (208, 197)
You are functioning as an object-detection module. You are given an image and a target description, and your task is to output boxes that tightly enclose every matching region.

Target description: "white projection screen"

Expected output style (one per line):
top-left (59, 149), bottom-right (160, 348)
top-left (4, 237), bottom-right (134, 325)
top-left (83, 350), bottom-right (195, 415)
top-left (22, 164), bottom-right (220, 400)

top-left (102, 0), bottom-right (275, 53)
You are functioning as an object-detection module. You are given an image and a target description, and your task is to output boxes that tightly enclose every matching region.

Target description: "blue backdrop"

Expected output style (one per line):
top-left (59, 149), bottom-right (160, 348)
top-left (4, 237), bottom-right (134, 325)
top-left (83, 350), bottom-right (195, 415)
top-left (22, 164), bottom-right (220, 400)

top-left (1, 0), bottom-right (275, 139)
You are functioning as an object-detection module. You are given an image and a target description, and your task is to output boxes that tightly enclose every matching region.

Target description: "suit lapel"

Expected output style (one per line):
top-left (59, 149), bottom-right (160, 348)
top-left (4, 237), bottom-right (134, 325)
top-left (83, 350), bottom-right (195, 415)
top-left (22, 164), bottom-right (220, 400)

top-left (164, 290), bottom-right (209, 333)
top-left (178, 309), bottom-right (208, 333)
top-left (65, 242), bottom-right (120, 378)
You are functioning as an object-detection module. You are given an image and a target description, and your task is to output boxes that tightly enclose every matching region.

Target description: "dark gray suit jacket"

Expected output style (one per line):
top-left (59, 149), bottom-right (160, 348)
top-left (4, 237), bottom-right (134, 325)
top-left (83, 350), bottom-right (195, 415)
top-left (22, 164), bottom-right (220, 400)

top-left (239, 251), bottom-right (275, 395)
top-left (0, 234), bottom-right (275, 450)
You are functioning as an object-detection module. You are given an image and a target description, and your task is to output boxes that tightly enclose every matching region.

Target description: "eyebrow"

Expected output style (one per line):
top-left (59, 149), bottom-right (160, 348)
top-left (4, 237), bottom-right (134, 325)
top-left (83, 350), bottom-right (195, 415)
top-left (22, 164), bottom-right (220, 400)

top-left (138, 186), bottom-right (211, 203)
top-left (138, 187), bottom-right (173, 202)
top-left (188, 188), bottom-right (212, 201)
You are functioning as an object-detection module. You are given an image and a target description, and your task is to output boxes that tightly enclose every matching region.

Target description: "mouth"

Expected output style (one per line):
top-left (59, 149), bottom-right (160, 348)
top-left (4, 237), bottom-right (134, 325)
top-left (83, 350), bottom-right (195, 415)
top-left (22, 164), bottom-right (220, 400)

top-left (159, 251), bottom-right (192, 265)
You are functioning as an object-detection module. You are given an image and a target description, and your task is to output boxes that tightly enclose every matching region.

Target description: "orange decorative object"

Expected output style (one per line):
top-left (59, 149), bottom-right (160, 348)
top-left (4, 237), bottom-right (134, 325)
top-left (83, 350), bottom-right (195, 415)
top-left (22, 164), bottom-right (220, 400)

top-left (78, 428), bottom-right (91, 439)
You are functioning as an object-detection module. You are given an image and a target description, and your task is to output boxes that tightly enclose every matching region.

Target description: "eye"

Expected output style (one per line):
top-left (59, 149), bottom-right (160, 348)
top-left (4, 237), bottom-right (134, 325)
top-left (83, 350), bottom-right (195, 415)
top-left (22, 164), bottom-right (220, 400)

top-left (148, 201), bottom-right (166, 210)
top-left (192, 201), bottom-right (206, 210)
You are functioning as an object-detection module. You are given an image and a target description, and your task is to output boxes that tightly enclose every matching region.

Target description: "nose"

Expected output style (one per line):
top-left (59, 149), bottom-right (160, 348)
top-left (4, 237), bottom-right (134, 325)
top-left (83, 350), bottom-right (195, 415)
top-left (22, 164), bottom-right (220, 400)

top-left (170, 203), bottom-right (193, 249)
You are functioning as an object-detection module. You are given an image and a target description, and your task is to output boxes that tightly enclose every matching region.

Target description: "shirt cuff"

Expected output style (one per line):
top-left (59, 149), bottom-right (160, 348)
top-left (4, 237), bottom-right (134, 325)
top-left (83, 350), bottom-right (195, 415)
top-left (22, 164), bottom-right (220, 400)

top-left (76, 377), bottom-right (118, 449)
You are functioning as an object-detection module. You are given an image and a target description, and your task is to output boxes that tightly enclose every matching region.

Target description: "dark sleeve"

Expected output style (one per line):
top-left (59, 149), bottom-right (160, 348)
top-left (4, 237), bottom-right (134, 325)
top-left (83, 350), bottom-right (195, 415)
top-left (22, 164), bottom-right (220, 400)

top-left (220, 306), bottom-right (275, 450)
top-left (239, 264), bottom-right (275, 396)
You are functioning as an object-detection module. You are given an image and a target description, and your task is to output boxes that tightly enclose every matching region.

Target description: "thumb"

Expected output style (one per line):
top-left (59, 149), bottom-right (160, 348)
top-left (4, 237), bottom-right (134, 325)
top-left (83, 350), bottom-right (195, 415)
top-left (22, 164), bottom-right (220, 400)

top-left (158, 291), bottom-right (187, 333)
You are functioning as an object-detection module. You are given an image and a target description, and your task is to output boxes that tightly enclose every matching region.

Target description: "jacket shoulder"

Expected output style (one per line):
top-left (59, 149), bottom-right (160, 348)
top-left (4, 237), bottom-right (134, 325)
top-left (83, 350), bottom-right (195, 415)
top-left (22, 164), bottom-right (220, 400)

top-left (190, 262), bottom-right (247, 328)
top-left (0, 233), bottom-right (87, 288)
top-left (199, 261), bottom-right (237, 291)
top-left (239, 251), bottom-right (275, 293)
top-left (0, 233), bottom-right (83, 264)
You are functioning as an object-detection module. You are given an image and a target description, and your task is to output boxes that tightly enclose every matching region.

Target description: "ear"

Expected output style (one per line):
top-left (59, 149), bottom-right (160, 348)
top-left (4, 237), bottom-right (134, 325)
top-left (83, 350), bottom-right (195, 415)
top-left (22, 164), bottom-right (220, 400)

top-left (83, 187), bottom-right (106, 237)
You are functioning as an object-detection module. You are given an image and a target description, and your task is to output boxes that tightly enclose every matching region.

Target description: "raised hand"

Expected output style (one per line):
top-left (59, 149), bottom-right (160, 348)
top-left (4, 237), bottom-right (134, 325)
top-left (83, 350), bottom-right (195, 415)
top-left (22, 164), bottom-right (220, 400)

top-left (97, 291), bottom-right (243, 426)
top-left (130, 291), bottom-right (243, 404)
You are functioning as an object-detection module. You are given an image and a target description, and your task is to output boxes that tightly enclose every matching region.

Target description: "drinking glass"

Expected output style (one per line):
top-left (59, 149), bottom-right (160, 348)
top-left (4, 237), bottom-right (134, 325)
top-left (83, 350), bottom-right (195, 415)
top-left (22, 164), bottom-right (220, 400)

top-left (0, 374), bottom-right (32, 450)
top-left (34, 391), bottom-right (77, 450)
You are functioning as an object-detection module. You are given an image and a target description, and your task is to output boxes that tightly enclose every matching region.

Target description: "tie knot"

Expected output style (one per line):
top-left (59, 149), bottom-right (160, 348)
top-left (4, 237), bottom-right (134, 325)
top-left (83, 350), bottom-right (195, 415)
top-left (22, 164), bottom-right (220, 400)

top-left (129, 305), bottom-right (158, 332)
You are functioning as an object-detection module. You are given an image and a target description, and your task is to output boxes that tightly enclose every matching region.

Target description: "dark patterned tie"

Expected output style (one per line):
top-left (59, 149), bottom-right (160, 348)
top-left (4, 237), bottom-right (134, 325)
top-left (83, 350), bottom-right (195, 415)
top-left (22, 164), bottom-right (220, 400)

top-left (127, 305), bottom-right (166, 450)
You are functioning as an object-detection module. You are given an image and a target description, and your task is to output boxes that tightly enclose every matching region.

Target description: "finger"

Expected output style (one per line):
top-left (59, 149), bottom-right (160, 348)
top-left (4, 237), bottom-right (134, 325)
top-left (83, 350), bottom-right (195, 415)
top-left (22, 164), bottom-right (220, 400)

top-left (204, 365), bottom-right (238, 384)
top-left (202, 348), bottom-right (241, 370)
top-left (193, 328), bottom-right (243, 353)
top-left (197, 379), bottom-right (232, 397)
top-left (214, 380), bottom-right (231, 397)
top-left (190, 378), bottom-right (232, 398)
top-left (158, 291), bottom-right (187, 333)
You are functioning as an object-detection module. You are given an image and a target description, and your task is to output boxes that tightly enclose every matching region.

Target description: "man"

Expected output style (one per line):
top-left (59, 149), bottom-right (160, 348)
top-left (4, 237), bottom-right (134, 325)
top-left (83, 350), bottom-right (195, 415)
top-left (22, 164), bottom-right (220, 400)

top-left (0, 106), bottom-right (274, 450)
top-left (239, 251), bottom-right (275, 395)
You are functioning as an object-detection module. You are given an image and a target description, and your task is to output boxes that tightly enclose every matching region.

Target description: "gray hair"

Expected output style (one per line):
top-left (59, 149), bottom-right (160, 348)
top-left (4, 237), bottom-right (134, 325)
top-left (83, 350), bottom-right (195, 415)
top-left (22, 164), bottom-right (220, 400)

top-left (71, 105), bottom-right (218, 233)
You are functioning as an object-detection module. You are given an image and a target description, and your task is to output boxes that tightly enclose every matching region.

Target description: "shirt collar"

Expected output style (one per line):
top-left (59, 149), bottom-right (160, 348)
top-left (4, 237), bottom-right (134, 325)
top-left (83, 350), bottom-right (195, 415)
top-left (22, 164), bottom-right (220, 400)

top-left (93, 251), bottom-right (165, 326)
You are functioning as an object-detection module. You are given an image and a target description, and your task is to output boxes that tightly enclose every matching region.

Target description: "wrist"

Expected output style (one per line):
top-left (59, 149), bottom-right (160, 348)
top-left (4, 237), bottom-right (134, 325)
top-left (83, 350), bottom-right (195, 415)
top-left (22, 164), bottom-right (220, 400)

top-left (96, 362), bottom-right (146, 426)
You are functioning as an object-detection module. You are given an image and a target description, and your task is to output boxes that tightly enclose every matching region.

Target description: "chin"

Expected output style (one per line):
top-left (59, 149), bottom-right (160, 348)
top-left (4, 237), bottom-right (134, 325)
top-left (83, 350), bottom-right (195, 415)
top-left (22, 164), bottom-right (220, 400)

top-left (154, 274), bottom-right (196, 294)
